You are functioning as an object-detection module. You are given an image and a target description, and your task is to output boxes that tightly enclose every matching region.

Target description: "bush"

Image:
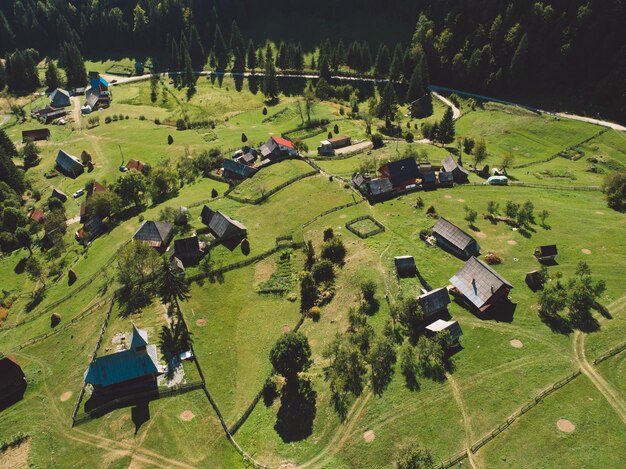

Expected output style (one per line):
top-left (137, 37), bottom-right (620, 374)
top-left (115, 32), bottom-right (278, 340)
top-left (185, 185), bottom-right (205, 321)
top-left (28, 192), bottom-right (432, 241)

top-left (104, 116), bottom-right (111, 124)
top-left (176, 119), bottom-right (187, 130)
top-left (323, 227), bottom-right (334, 241)
top-left (155, 118), bottom-right (161, 125)
top-left (426, 205), bottom-right (437, 217)
top-left (167, 134), bottom-right (174, 145)
top-left (484, 252), bottom-right (503, 265)
top-left (603, 171), bottom-right (626, 211)
top-left (405, 132), bottom-right (414, 143)
top-left (308, 306), bottom-right (321, 321)
top-left (312, 259), bottom-right (335, 283)
top-left (414, 196), bottom-right (424, 209)
top-left (321, 237), bottom-right (346, 265)
top-left (419, 228), bottom-right (432, 240)
top-left (139, 115), bottom-right (145, 120)
top-left (371, 133), bottom-right (383, 149)
top-left (333, 124), bottom-right (339, 134)
top-left (211, 188), bottom-right (218, 198)
top-left (262, 107), bottom-right (268, 115)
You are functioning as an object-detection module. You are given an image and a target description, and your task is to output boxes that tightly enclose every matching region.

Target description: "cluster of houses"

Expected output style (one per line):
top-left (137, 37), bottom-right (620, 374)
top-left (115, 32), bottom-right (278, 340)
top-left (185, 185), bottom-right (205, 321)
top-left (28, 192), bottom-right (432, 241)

top-left (220, 136), bottom-right (298, 180)
top-left (81, 73), bottom-right (111, 114)
top-left (353, 155), bottom-right (469, 202)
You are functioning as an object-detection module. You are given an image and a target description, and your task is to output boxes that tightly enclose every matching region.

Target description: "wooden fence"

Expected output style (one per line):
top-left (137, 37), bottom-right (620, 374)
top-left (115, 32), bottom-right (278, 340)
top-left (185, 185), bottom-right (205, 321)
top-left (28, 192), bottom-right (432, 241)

top-left (345, 215), bottom-right (386, 238)
top-left (593, 340), bottom-right (626, 365)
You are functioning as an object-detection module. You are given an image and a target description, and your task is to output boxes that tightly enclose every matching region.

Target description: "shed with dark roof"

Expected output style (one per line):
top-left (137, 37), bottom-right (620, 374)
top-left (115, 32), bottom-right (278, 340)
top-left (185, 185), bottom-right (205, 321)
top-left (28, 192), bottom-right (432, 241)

top-left (174, 236), bottom-right (202, 263)
top-left (394, 256), bottom-right (416, 276)
top-left (206, 211), bottom-right (247, 241)
top-left (432, 217), bottom-right (480, 259)
top-left (418, 287), bottom-right (451, 318)
top-left (50, 88), bottom-right (71, 108)
top-left (425, 319), bottom-right (463, 342)
top-left (438, 171), bottom-right (454, 187)
top-left (133, 221), bottom-right (174, 249)
top-left (222, 159), bottom-right (257, 179)
top-left (379, 157), bottom-right (419, 188)
top-left (0, 355), bottom-right (27, 410)
top-left (449, 257), bottom-right (513, 313)
top-left (22, 128), bottom-right (51, 142)
top-left (441, 155), bottom-right (469, 183)
top-left (51, 188), bottom-right (68, 202)
top-left (534, 245), bottom-right (558, 263)
top-left (56, 149), bottom-right (84, 178)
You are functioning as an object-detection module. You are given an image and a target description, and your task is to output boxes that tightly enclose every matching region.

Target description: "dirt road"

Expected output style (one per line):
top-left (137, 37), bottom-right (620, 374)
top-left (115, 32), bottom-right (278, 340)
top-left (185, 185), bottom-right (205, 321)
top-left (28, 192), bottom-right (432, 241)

top-left (70, 96), bottom-right (82, 131)
top-left (432, 91), bottom-right (461, 120)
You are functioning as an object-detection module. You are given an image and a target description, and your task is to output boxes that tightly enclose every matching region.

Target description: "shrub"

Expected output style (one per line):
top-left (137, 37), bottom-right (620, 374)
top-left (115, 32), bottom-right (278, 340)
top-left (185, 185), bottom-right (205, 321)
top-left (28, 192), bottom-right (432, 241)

top-left (339, 107), bottom-right (345, 116)
top-left (167, 135), bottom-right (174, 145)
top-left (414, 196), bottom-right (424, 209)
top-left (176, 119), bottom-right (187, 130)
top-left (603, 171), bottom-right (626, 211)
top-left (321, 237), bottom-right (346, 265)
top-left (323, 227), bottom-right (334, 241)
top-left (371, 133), bottom-right (383, 149)
top-left (155, 118), bottom-right (161, 125)
top-left (419, 228), bottom-right (432, 240)
top-left (405, 132), bottom-right (414, 143)
top-left (112, 115), bottom-right (118, 121)
top-left (328, 131), bottom-right (333, 139)
top-left (312, 259), bottom-right (335, 283)
top-left (484, 252), bottom-right (503, 265)
top-left (0, 307), bottom-right (8, 322)
top-left (333, 124), bottom-right (339, 134)
top-left (262, 107), bottom-right (268, 115)
top-left (308, 306), bottom-right (321, 321)
top-left (211, 188), bottom-right (218, 198)
top-left (426, 205), bottom-right (437, 217)
top-left (139, 115), bottom-right (146, 120)
top-left (241, 132), bottom-right (248, 142)
top-left (104, 116), bottom-right (111, 124)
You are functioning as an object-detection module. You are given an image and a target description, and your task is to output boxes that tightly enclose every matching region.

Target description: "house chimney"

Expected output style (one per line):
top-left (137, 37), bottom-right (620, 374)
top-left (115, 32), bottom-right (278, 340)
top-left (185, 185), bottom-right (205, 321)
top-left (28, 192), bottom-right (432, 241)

top-left (472, 278), bottom-right (477, 295)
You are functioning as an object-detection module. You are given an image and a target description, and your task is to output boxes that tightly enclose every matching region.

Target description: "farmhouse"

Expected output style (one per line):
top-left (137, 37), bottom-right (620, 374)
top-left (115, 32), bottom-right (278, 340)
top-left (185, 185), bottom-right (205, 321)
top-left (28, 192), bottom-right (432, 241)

top-left (418, 287), bottom-right (451, 318)
top-left (425, 319), bottom-right (463, 342)
top-left (449, 256), bottom-right (513, 313)
top-left (42, 109), bottom-right (67, 124)
top-left (236, 150), bottom-right (257, 166)
top-left (56, 149), bottom-right (84, 178)
top-left (133, 221), bottom-right (174, 250)
top-left (201, 206), bottom-right (247, 242)
top-left (317, 135), bottom-right (351, 156)
top-left (84, 325), bottom-right (163, 394)
top-left (409, 94), bottom-right (433, 118)
top-left (438, 171), bottom-right (454, 187)
top-left (394, 256), bottom-right (416, 276)
top-left (441, 155), bottom-right (469, 183)
top-left (260, 136), bottom-right (298, 160)
top-left (379, 157), bottom-right (419, 189)
top-left (432, 217), bottom-right (480, 259)
top-left (367, 178), bottom-right (393, 197)
top-left (0, 355), bottom-right (27, 410)
top-left (89, 73), bottom-right (109, 93)
top-left (174, 235), bottom-right (202, 264)
top-left (421, 170), bottom-right (437, 188)
top-left (22, 128), bottom-right (51, 142)
top-left (534, 245), bottom-right (558, 263)
top-left (222, 158), bottom-right (257, 179)
top-left (127, 159), bottom-right (146, 172)
top-left (49, 88), bottom-right (71, 108)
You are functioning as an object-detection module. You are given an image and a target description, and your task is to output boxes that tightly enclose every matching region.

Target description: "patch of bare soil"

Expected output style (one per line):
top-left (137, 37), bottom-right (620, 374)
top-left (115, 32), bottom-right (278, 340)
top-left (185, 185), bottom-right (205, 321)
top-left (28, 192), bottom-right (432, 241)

top-left (60, 391), bottom-right (73, 402)
top-left (595, 211), bottom-right (604, 215)
top-left (363, 430), bottom-right (375, 443)
top-left (581, 249), bottom-right (592, 255)
top-left (457, 198), bottom-right (465, 202)
top-left (444, 195), bottom-right (453, 199)
top-left (507, 240), bottom-right (517, 245)
top-left (196, 319), bottom-right (206, 327)
top-left (0, 438), bottom-right (30, 469)
top-left (476, 232), bottom-right (487, 239)
top-left (253, 258), bottom-right (276, 286)
top-left (179, 411), bottom-right (195, 421)
top-left (510, 339), bottom-right (523, 349)
top-left (277, 464), bottom-right (296, 469)
top-left (281, 325), bottom-right (290, 333)
top-left (556, 419), bottom-right (575, 433)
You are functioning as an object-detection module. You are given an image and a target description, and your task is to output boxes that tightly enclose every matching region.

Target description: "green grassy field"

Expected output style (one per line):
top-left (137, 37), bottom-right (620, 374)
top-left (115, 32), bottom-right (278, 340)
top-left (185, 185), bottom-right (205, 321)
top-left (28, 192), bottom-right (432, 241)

top-left (1, 75), bottom-right (625, 468)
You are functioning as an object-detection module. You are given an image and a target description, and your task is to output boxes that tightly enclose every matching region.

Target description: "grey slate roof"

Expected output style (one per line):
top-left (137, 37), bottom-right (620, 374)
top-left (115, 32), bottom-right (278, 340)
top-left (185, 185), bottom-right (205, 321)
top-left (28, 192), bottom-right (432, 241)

top-left (56, 149), bottom-right (84, 177)
top-left (50, 88), bottom-right (71, 107)
top-left (384, 157), bottom-right (419, 187)
top-left (418, 287), bottom-right (451, 316)
top-left (368, 178), bottom-right (393, 196)
top-left (174, 236), bottom-right (201, 259)
top-left (433, 217), bottom-right (476, 251)
top-left (201, 206), bottom-right (215, 226)
top-left (441, 155), bottom-right (470, 177)
top-left (394, 255), bottom-right (416, 272)
top-left (352, 173), bottom-right (366, 188)
top-left (85, 326), bottom-right (162, 388)
top-left (208, 211), bottom-right (246, 240)
top-left (535, 245), bottom-right (558, 257)
top-left (133, 221), bottom-right (174, 248)
top-left (449, 257), bottom-right (513, 310)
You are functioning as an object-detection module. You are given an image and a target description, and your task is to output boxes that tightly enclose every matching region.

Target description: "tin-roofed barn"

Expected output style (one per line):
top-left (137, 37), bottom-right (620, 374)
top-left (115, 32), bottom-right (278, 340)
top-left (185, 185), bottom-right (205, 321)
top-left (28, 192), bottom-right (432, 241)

top-left (418, 287), bottom-right (451, 318)
top-left (56, 149), bottom-right (84, 178)
top-left (394, 256), bottom-right (416, 276)
top-left (379, 157), bottom-right (419, 189)
top-left (174, 235), bottom-right (202, 264)
top-left (22, 128), bottom-right (51, 142)
top-left (441, 155), bottom-right (469, 183)
top-left (0, 355), bottom-right (27, 410)
top-left (202, 209), bottom-right (247, 242)
top-left (425, 319), bottom-right (463, 342)
top-left (318, 135), bottom-right (351, 155)
top-left (222, 158), bottom-right (257, 179)
top-left (534, 245), bottom-right (558, 263)
top-left (449, 257), bottom-right (513, 313)
top-left (84, 325), bottom-right (163, 394)
top-left (367, 178), bottom-right (393, 198)
top-left (432, 217), bottom-right (480, 259)
top-left (133, 221), bottom-right (174, 250)
top-left (260, 136), bottom-right (298, 160)
top-left (438, 171), bottom-right (454, 187)
top-left (50, 88), bottom-right (71, 108)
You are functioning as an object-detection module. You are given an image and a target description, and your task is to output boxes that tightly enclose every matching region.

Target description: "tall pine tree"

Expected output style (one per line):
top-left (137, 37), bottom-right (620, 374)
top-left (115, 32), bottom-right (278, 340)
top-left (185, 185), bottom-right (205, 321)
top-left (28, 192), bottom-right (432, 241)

top-left (246, 40), bottom-right (256, 70)
top-left (213, 24), bottom-right (228, 71)
top-left (436, 107), bottom-right (455, 145)
top-left (263, 56), bottom-right (279, 101)
top-left (60, 42), bottom-right (86, 88)
top-left (374, 44), bottom-right (391, 77)
top-left (45, 61), bottom-right (61, 90)
top-left (406, 62), bottom-right (424, 102)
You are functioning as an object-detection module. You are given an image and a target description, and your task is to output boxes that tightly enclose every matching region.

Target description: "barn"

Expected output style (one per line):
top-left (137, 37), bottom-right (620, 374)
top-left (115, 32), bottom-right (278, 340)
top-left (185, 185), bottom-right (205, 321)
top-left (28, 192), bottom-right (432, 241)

top-left (418, 287), bottom-right (451, 318)
top-left (56, 149), bottom-right (84, 178)
top-left (449, 257), bottom-right (513, 313)
top-left (133, 221), bottom-right (174, 250)
top-left (432, 217), bottom-right (480, 259)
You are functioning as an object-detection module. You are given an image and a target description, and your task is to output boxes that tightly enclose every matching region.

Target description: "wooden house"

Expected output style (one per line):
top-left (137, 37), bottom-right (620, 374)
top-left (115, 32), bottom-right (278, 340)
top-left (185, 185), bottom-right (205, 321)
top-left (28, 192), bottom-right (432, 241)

top-left (379, 157), bottom-right (419, 189)
top-left (432, 217), bottom-right (480, 259)
top-left (126, 159), bottom-right (146, 173)
top-left (425, 319), bottom-right (463, 342)
top-left (76, 217), bottom-right (106, 243)
top-left (441, 155), bottom-right (469, 183)
top-left (438, 171), bottom-right (454, 187)
top-left (534, 245), bottom-right (557, 263)
top-left (409, 94), bottom-right (433, 118)
top-left (84, 325), bottom-right (163, 395)
top-left (28, 208), bottom-right (47, 223)
top-left (260, 136), bottom-right (298, 160)
top-left (317, 135), bottom-right (351, 156)
top-left (0, 355), bottom-right (27, 410)
top-left (56, 150), bottom-right (84, 178)
top-left (50, 88), bottom-right (71, 108)
top-left (418, 287), bottom-right (451, 318)
top-left (367, 178), bottom-right (393, 199)
top-left (201, 207), bottom-right (246, 242)
top-left (525, 270), bottom-right (544, 291)
top-left (133, 221), bottom-right (174, 250)
top-left (222, 158), bottom-right (257, 179)
top-left (394, 256), bottom-right (416, 276)
top-left (22, 128), bottom-right (51, 142)
top-left (449, 257), bottom-right (513, 313)
top-left (174, 236), bottom-right (202, 264)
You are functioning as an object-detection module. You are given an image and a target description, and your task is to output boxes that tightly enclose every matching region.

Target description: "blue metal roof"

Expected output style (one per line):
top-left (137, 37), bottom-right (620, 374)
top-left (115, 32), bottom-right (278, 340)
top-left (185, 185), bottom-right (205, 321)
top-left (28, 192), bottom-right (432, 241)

top-left (85, 345), bottom-right (161, 387)
top-left (222, 158), bottom-right (256, 178)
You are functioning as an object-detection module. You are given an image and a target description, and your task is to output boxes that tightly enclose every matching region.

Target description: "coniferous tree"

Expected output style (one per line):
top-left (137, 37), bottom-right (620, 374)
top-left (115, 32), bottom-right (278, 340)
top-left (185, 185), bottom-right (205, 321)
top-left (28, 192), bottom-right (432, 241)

top-left (256, 47), bottom-right (264, 68)
top-left (360, 42), bottom-right (372, 72)
top-left (0, 129), bottom-right (18, 157)
top-left (406, 62), bottom-right (425, 101)
top-left (347, 41), bottom-right (361, 70)
top-left (436, 107), bottom-right (455, 145)
top-left (0, 60), bottom-right (6, 91)
top-left (188, 25), bottom-right (206, 70)
top-left (333, 39), bottom-right (346, 70)
top-left (0, 145), bottom-right (24, 194)
top-left (377, 81), bottom-right (398, 126)
top-left (229, 20), bottom-right (245, 71)
top-left (276, 42), bottom-right (287, 70)
top-left (246, 40), bottom-right (256, 70)
top-left (213, 24), bottom-right (228, 70)
top-left (509, 32), bottom-right (528, 83)
top-left (263, 57), bottom-right (279, 101)
top-left (60, 42), bottom-right (86, 88)
top-left (389, 44), bottom-right (404, 81)
top-left (293, 43), bottom-right (305, 70)
top-left (374, 44), bottom-right (391, 77)
top-left (45, 61), bottom-right (61, 90)
top-left (6, 49), bottom-right (40, 93)
top-left (318, 55), bottom-right (332, 81)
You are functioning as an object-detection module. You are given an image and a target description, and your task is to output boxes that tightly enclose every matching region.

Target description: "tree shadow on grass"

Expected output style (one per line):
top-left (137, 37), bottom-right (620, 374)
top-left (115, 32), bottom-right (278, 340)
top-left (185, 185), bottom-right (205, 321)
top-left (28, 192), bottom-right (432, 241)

top-left (14, 258), bottom-right (26, 274)
top-left (132, 401), bottom-right (151, 435)
top-left (275, 377), bottom-right (316, 443)
top-left (25, 288), bottom-right (46, 312)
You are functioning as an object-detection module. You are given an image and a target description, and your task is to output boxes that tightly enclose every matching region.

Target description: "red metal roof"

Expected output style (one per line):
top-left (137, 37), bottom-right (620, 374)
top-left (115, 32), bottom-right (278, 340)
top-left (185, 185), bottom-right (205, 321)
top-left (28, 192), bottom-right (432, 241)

top-left (28, 208), bottom-right (46, 223)
top-left (127, 159), bottom-right (146, 172)
top-left (272, 136), bottom-right (294, 148)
